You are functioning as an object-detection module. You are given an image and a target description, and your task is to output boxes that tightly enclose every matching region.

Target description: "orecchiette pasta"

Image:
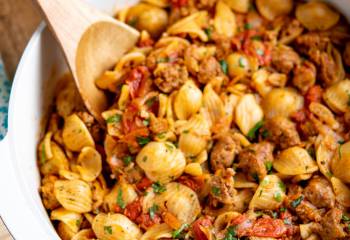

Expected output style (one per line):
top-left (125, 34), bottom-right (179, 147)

top-left (174, 81), bottom-right (202, 120)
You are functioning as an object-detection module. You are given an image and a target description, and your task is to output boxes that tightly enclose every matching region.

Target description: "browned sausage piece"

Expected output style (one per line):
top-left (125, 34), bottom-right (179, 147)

top-left (210, 168), bottom-right (236, 204)
top-left (237, 142), bottom-right (274, 182)
top-left (303, 176), bottom-right (335, 209)
top-left (287, 194), bottom-right (322, 223)
top-left (315, 208), bottom-right (347, 240)
top-left (154, 63), bottom-right (188, 93)
top-left (263, 116), bottom-right (301, 150)
top-left (292, 60), bottom-right (317, 93)
top-left (271, 45), bottom-right (300, 74)
top-left (198, 56), bottom-right (223, 84)
top-left (210, 135), bottom-right (237, 172)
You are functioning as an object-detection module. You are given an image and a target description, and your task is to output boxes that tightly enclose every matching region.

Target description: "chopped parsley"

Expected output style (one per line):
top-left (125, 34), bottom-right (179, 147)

top-left (75, 219), bottom-right (81, 227)
top-left (274, 192), bottom-right (282, 202)
top-left (165, 143), bottom-right (174, 152)
top-left (272, 211), bottom-right (278, 219)
top-left (172, 223), bottom-right (189, 238)
top-left (252, 173), bottom-right (260, 183)
top-left (278, 181), bottom-right (286, 192)
top-left (338, 140), bottom-right (345, 145)
top-left (261, 129), bottom-right (270, 139)
top-left (284, 219), bottom-right (292, 225)
top-left (326, 171), bottom-right (333, 177)
top-left (182, 130), bottom-right (190, 134)
top-left (104, 225), bottom-right (113, 234)
top-left (247, 120), bottom-right (264, 140)
top-left (149, 203), bottom-right (159, 220)
top-left (117, 188), bottom-right (126, 209)
top-left (342, 214), bottom-right (350, 222)
top-left (204, 27), bottom-right (212, 39)
top-left (146, 96), bottom-right (157, 107)
top-left (143, 118), bottom-right (150, 126)
top-left (307, 147), bottom-right (316, 159)
top-left (290, 195), bottom-right (304, 208)
top-left (244, 23), bottom-right (252, 30)
top-left (280, 207), bottom-right (286, 212)
top-left (123, 155), bottom-right (133, 165)
top-left (251, 35), bottom-right (262, 41)
top-left (127, 17), bottom-right (138, 27)
top-left (157, 57), bottom-right (170, 63)
top-left (256, 49), bottom-right (264, 56)
top-left (137, 136), bottom-right (151, 146)
top-left (142, 156), bottom-right (148, 162)
top-left (152, 182), bottom-right (166, 194)
top-left (220, 60), bottom-right (228, 75)
top-left (211, 186), bottom-right (221, 196)
top-left (265, 161), bottom-right (273, 173)
top-left (106, 114), bottom-right (121, 124)
top-left (238, 57), bottom-right (247, 68)
top-left (224, 226), bottom-right (238, 240)
top-left (157, 132), bottom-right (166, 139)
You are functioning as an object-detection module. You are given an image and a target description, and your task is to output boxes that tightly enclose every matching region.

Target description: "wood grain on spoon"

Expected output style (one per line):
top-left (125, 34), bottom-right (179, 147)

top-left (34, 0), bottom-right (140, 122)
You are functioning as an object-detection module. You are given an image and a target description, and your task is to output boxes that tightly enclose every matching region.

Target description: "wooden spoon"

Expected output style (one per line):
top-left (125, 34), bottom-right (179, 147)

top-left (34, 0), bottom-right (139, 122)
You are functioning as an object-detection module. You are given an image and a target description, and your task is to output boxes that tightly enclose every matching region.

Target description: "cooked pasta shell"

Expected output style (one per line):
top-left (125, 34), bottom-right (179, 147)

top-left (249, 175), bottom-right (286, 210)
top-left (54, 179), bottom-right (92, 213)
top-left (203, 84), bottom-right (225, 126)
top-left (114, 52), bottom-right (146, 71)
top-left (235, 94), bottom-right (263, 136)
top-left (91, 176), bottom-right (108, 210)
top-left (174, 81), bottom-right (203, 120)
top-left (296, 2), bottom-right (339, 31)
top-left (234, 173), bottom-right (258, 189)
top-left (102, 109), bottom-right (123, 138)
top-left (143, 182), bottom-right (201, 225)
top-left (104, 178), bottom-right (138, 211)
top-left (71, 229), bottom-right (95, 240)
top-left (184, 163), bottom-right (203, 176)
top-left (214, 1), bottom-right (236, 38)
top-left (117, 84), bottom-right (130, 110)
top-left (77, 147), bottom-right (102, 182)
top-left (274, 147), bottom-right (318, 175)
top-left (141, 223), bottom-right (172, 240)
top-left (309, 102), bottom-right (339, 130)
top-left (214, 211), bottom-right (241, 233)
top-left (59, 170), bottom-right (81, 180)
top-left (300, 223), bottom-right (316, 239)
top-left (41, 142), bottom-right (69, 175)
top-left (167, 11), bottom-right (209, 42)
top-left (256, 0), bottom-right (293, 20)
top-left (95, 70), bottom-right (123, 92)
top-left (323, 79), bottom-right (350, 113)
top-left (252, 69), bottom-right (272, 97)
top-left (42, 132), bottom-right (54, 160)
top-left (330, 177), bottom-right (350, 207)
top-left (227, 53), bottom-right (252, 77)
top-left (62, 114), bottom-right (95, 152)
top-left (142, 0), bottom-right (169, 8)
top-left (315, 134), bottom-right (336, 179)
top-left (332, 141), bottom-right (350, 183)
top-left (223, 0), bottom-right (250, 13)
top-left (179, 132), bottom-right (207, 157)
top-left (51, 208), bottom-right (83, 233)
top-left (57, 222), bottom-right (76, 240)
top-left (158, 93), bottom-right (168, 118)
top-left (175, 112), bottom-right (211, 136)
top-left (262, 88), bottom-right (304, 119)
top-left (136, 142), bottom-right (186, 183)
top-left (92, 213), bottom-right (142, 240)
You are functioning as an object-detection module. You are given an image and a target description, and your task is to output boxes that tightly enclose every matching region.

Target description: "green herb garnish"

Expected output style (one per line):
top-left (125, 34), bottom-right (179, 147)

top-left (157, 132), bottom-right (166, 139)
top-left (274, 192), bottom-right (282, 202)
top-left (247, 120), bottom-right (264, 140)
top-left (117, 188), bottom-right (126, 209)
top-left (143, 118), bottom-right (150, 126)
top-left (342, 214), bottom-right (350, 222)
top-left (211, 186), bottom-right (221, 196)
top-left (104, 225), bottom-right (113, 234)
top-left (265, 161), bottom-right (273, 173)
top-left (149, 204), bottom-right (159, 220)
top-left (152, 182), bottom-right (166, 194)
top-left (137, 136), bottom-right (151, 146)
top-left (290, 195), bottom-right (304, 208)
top-left (165, 143), bottom-right (174, 152)
top-left (278, 181), bottom-right (286, 192)
top-left (146, 96), bottom-right (157, 107)
top-left (252, 173), bottom-right (259, 183)
top-left (238, 57), bottom-right (246, 68)
top-left (284, 219), bottom-right (292, 225)
top-left (204, 28), bottom-right (212, 39)
top-left (172, 223), bottom-right (189, 238)
top-left (123, 155), bottom-right (133, 165)
top-left (220, 60), bottom-right (228, 75)
top-left (157, 57), bottom-right (170, 63)
top-left (261, 129), bottom-right (270, 139)
top-left (127, 17), bottom-right (138, 27)
top-left (251, 35), bottom-right (262, 41)
top-left (244, 23), bottom-right (252, 30)
top-left (224, 226), bottom-right (238, 240)
top-left (280, 207), bottom-right (286, 212)
top-left (106, 114), bottom-right (121, 124)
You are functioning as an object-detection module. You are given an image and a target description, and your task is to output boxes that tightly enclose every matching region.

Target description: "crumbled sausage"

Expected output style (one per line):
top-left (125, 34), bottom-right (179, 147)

top-left (314, 208), bottom-right (347, 240)
top-left (303, 176), bottom-right (335, 209)
top-left (263, 116), bottom-right (301, 150)
top-left (318, 51), bottom-right (338, 86)
top-left (271, 45), bottom-right (301, 74)
top-left (295, 33), bottom-right (330, 57)
top-left (149, 115), bottom-right (169, 135)
top-left (292, 60), bottom-right (317, 93)
top-left (210, 135), bottom-right (238, 171)
top-left (41, 175), bottom-right (60, 210)
top-left (287, 194), bottom-right (322, 222)
top-left (198, 56), bottom-right (223, 84)
top-left (279, 19), bottom-right (304, 44)
top-left (210, 168), bottom-right (236, 204)
top-left (213, 35), bottom-right (232, 60)
top-left (344, 41), bottom-right (350, 66)
top-left (238, 142), bottom-right (274, 181)
top-left (154, 63), bottom-right (188, 93)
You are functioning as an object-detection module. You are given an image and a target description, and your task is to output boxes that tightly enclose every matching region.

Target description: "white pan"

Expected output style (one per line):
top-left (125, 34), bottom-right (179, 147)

top-left (0, 0), bottom-right (348, 239)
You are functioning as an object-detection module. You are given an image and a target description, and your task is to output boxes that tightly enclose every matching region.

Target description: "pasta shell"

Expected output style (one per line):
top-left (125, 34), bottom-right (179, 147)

top-left (296, 2), bottom-right (339, 31)
top-left (332, 141), bottom-right (350, 183)
top-left (234, 173), bottom-right (258, 189)
top-left (214, 1), bottom-right (236, 38)
top-left (179, 132), bottom-right (207, 157)
top-left (77, 147), bottom-right (102, 182)
top-left (262, 88), bottom-right (304, 119)
top-left (141, 223), bottom-right (172, 240)
top-left (175, 112), bottom-right (211, 136)
top-left (214, 211), bottom-right (241, 233)
top-left (309, 102), bottom-right (339, 130)
top-left (167, 11), bottom-right (209, 42)
top-left (71, 229), bottom-right (95, 240)
top-left (315, 134), bottom-right (336, 179)
top-left (142, 0), bottom-right (170, 8)
top-left (256, 0), bottom-right (293, 20)
top-left (252, 69), bottom-right (272, 97)
top-left (184, 163), bottom-right (203, 176)
top-left (104, 178), bottom-right (138, 211)
top-left (203, 84), bottom-right (225, 126)
top-left (51, 208), bottom-right (83, 233)
top-left (330, 177), bottom-right (350, 207)
top-left (323, 79), bottom-right (350, 113)
top-left (41, 142), bottom-right (69, 175)
top-left (235, 94), bottom-right (263, 136)
top-left (300, 223), bottom-right (316, 239)
top-left (57, 222), bottom-right (76, 240)
top-left (143, 182), bottom-right (201, 225)
top-left (158, 93), bottom-right (168, 118)
top-left (274, 147), bottom-right (318, 175)
top-left (117, 84), bottom-right (130, 110)
top-left (54, 180), bottom-right (92, 213)
top-left (249, 175), bottom-right (286, 210)
top-left (136, 142), bottom-right (186, 183)
top-left (174, 81), bottom-right (203, 120)
top-left (92, 213), bottom-right (142, 240)
top-left (114, 52), bottom-right (146, 72)
top-left (227, 53), bottom-right (252, 77)
top-left (223, 0), bottom-right (250, 13)
top-left (62, 114), bottom-right (95, 152)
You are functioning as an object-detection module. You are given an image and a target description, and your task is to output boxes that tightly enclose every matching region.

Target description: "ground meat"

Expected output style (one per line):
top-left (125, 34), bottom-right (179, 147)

top-left (177, 175), bottom-right (203, 192)
top-left (271, 45), bottom-right (301, 74)
top-left (198, 56), bottom-right (223, 84)
top-left (213, 34), bottom-right (232, 60)
top-left (210, 168), bottom-right (236, 204)
top-left (287, 194), bottom-right (321, 222)
top-left (76, 111), bottom-right (94, 127)
top-left (154, 63), bottom-right (188, 93)
top-left (237, 142), bottom-right (274, 182)
top-left (292, 60), bottom-right (316, 93)
top-left (210, 135), bottom-right (237, 171)
top-left (314, 208), bottom-right (347, 240)
top-left (149, 115), bottom-right (169, 135)
top-left (295, 33), bottom-right (330, 57)
top-left (318, 51), bottom-right (338, 86)
top-left (303, 176), bottom-right (335, 209)
top-left (279, 19), bottom-right (304, 44)
top-left (41, 175), bottom-right (60, 210)
top-left (263, 116), bottom-right (301, 150)
top-left (344, 41), bottom-right (350, 66)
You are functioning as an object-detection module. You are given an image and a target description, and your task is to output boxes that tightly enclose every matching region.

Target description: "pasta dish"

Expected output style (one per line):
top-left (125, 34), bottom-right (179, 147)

top-left (38, 0), bottom-right (350, 239)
